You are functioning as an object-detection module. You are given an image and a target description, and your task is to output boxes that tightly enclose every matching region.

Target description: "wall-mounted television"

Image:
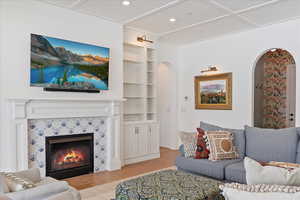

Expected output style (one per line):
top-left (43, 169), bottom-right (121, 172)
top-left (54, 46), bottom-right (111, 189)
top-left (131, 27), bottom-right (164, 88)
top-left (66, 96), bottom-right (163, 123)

top-left (30, 34), bottom-right (110, 92)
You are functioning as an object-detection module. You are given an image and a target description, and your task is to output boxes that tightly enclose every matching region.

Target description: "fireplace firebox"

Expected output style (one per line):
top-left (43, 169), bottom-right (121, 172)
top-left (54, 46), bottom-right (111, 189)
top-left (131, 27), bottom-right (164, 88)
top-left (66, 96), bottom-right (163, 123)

top-left (46, 133), bottom-right (94, 179)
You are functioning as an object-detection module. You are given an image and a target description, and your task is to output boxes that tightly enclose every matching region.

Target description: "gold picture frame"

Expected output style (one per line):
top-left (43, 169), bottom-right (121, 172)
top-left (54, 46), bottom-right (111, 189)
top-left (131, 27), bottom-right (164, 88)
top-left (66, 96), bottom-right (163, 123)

top-left (195, 73), bottom-right (232, 110)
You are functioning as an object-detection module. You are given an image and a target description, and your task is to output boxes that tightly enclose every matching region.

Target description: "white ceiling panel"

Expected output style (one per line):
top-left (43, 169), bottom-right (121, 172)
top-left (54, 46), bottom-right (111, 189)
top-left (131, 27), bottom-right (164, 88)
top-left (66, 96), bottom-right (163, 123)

top-left (159, 15), bottom-right (255, 45)
top-left (35, 0), bottom-right (300, 45)
top-left (239, 0), bottom-right (300, 26)
top-left (73, 0), bottom-right (176, 23)
top-left (37, 0), bottom-right (82, 8)
top-left (212, 0), bottom-right (275, 11)
top-left (127, 0), bottom-right (230, 34)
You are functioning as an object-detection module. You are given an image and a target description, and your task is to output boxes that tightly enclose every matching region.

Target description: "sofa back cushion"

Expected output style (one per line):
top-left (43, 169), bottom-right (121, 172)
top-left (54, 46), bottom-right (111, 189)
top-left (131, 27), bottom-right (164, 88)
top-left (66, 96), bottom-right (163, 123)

top-left (200, 122), bottom-right (245, 158)
top-left (179, 144), bottom-right (185, 156)
top-left (245, 126), bottom-right (298, 162)
top-left (296, 128), bottom-right (300, 164)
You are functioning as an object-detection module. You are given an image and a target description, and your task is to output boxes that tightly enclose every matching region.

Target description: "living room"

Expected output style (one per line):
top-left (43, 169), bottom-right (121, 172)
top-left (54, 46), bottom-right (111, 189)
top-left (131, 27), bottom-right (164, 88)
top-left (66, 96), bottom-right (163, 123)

top-left (1, 0), bottom-right (300, 199)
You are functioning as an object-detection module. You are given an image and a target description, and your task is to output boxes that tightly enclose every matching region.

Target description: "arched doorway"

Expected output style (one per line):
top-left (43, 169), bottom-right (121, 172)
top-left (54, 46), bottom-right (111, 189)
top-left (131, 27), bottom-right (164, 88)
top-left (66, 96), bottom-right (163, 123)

top-left (254, 49), bottom-right (296, 129)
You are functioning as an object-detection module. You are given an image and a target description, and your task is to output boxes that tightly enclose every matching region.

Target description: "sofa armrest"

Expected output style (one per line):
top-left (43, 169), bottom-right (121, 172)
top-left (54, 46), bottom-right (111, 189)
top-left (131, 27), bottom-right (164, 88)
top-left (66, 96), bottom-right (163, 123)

top-left (179, 144), bottom-right (185, 156)
top-left (6, 181), bottom-right (69, 200)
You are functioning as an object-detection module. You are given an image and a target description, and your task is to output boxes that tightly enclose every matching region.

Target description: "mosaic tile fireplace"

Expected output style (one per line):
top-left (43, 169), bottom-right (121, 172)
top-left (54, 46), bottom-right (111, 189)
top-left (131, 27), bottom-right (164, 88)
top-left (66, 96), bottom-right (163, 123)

top-left (28, 117), bottom-right (107, 177)
top-left (3, 98), bottom-right (122, 175)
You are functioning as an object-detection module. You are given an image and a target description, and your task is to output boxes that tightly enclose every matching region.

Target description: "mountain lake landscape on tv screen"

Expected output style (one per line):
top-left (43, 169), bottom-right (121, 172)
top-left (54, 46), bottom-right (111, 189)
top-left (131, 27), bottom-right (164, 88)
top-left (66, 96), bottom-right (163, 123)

top-left (30, 34), bottom-right (109, 91)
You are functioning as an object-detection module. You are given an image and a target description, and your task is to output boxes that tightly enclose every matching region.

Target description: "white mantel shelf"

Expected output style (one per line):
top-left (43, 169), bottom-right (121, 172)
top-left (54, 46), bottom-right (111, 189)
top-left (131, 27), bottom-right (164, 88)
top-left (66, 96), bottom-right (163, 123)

top-left (7, 97), bottom-right (126, 102)
top-left (4, 98), bottom-right (123, 173)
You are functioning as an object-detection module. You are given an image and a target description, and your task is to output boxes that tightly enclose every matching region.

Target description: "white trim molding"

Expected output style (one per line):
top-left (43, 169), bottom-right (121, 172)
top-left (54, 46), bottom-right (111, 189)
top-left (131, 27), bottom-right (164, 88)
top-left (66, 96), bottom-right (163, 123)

top-left (3, 98), bottom-right (123, 172)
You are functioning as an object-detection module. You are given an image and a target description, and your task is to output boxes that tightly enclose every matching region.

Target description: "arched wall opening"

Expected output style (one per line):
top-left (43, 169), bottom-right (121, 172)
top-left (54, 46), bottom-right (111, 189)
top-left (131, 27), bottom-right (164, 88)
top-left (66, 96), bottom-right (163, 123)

top-left (253, 48), bottom-right (296, 129)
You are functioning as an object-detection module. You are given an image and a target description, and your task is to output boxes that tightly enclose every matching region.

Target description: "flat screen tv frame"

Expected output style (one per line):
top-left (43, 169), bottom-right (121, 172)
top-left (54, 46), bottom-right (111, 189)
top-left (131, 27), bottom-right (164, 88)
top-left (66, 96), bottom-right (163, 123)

top-left (30, 34), bottom-right (110, 93)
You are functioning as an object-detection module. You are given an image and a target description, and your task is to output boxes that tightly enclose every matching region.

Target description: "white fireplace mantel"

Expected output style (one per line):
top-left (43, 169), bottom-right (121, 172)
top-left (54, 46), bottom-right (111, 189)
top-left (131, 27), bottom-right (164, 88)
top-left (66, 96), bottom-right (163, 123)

top-left (5, 98), bottom-right (124, 172)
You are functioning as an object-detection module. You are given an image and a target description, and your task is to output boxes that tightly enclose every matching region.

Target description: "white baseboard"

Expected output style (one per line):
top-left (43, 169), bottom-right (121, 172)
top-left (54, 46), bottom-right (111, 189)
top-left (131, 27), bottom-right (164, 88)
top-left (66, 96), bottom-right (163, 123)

top-left (160, 144), bottom-right (178, 150)
top-left (124, 153), bottom-right (160, 165)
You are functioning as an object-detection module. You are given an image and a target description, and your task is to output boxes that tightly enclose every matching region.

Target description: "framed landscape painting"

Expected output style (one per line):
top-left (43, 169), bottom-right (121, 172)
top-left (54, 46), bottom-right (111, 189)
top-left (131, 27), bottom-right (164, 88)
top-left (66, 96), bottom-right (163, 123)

top-left (194, 73), bottom-right (232, 110)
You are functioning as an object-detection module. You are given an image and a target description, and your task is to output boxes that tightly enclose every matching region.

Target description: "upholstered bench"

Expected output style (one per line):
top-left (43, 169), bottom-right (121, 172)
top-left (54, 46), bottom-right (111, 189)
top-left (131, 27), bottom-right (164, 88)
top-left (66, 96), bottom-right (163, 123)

top-left (115, 169), bottom-right (224, 200)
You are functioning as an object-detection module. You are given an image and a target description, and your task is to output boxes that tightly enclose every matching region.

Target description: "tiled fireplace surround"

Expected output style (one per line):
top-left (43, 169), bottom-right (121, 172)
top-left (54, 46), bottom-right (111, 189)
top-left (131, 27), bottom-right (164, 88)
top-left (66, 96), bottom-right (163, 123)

top-left (6, 98), bottom-right (122, 176)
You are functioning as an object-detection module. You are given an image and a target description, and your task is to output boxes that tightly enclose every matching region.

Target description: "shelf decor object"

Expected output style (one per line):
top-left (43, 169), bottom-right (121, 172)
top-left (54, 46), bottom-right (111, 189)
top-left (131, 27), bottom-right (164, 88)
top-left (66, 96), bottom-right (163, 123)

top-left (194, 72), bottom-right (232, 110)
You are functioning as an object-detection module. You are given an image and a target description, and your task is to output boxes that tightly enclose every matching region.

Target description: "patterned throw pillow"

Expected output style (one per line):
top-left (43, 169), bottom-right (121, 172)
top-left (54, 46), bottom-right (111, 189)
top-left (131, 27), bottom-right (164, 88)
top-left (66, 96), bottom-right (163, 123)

top-left (220, 182), bottom-right (300, 193)
top-left (195, 128), bottom-right (209, 159)
top-left (261, 161), bottom-right (300, 170)
top-left (220, 183), bottom-right (300, 200)
top-left (204, 131), bottom-right (239, 161)
top-left (245, 157), bottom-right (300, 186)
top-left (179, 132), bottom-right (197, 158)
top-left (4, 173), bottom-right (36, 192)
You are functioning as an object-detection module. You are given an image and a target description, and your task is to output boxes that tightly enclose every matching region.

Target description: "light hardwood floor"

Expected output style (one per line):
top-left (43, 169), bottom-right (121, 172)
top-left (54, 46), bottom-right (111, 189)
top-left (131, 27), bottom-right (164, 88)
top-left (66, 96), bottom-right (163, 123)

top-left (65, 147), bottom-right (179, 190)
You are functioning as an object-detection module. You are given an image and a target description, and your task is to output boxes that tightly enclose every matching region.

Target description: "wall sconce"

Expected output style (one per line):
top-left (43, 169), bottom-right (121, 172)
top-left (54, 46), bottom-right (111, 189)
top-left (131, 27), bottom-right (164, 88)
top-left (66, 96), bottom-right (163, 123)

top-left (137, 35), bottom-right (154, 43)
top-left (201, 66), bottom-right (219, 74)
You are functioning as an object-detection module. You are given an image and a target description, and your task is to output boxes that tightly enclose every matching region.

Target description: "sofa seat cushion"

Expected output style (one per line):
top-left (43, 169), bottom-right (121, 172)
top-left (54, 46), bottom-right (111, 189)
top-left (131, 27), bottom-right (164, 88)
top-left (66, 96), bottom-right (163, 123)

top-left (245, 126), bottom-right (298, 162)
top-left (175, 156), bottom-right (241, 180)
top-left (200, 122), bottom-right (245, 158)
top-left (225, 161), bottom-right (246, 184)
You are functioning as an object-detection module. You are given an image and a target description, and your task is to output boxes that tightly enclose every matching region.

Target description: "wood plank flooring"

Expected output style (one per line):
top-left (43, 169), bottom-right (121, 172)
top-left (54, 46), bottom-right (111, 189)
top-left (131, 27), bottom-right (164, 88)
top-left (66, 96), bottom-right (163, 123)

top-left (65, 147), bottom-right (179, 190)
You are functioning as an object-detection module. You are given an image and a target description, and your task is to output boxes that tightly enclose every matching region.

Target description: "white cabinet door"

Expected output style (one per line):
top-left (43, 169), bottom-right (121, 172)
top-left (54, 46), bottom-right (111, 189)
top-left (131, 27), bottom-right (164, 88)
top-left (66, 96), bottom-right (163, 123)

top-left (124, 125), bottom-right (139, 159)
top-left (137, 125), bottom-right (148, 156)
top-left (148, 124), bottom-right (159, 154)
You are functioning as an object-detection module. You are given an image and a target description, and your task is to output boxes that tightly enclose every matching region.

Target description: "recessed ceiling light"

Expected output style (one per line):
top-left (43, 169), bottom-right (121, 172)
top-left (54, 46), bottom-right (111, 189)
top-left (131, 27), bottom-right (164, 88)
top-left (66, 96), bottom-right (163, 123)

top-left (169, 18), bottom-right (176, 22)
top-left (122, 0), bottom-right (131, 6)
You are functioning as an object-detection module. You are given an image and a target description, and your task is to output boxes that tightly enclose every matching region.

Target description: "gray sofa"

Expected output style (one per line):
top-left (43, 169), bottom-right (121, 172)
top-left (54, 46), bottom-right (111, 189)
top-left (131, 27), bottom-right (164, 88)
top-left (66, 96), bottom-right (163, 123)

top-left (0, 168), bottom-right (81, 200)
top-left (176, 122), bottom-right (300, 184)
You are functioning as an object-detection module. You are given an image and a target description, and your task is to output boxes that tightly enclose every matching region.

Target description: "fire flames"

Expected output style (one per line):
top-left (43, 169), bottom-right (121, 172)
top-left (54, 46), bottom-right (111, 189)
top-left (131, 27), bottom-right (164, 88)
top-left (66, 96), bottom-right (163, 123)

top-left (56, 149), bottom-right (85, 166)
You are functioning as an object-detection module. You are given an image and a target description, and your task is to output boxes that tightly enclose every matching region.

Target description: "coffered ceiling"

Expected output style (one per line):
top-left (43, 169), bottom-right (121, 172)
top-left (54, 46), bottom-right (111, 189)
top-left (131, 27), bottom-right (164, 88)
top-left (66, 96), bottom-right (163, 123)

top-left (36, 0), bottom-right (300, 45)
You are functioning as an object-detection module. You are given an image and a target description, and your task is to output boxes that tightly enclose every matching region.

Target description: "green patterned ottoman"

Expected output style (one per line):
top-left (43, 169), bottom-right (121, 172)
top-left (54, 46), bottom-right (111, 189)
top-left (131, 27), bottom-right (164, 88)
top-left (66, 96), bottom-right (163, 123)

top-left (116, 170), bottom-right (225, 200)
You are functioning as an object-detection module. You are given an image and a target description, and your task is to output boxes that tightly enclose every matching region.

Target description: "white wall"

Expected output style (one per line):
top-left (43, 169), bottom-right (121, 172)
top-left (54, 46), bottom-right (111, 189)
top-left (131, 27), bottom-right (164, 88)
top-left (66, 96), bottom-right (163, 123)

top-left (178, 19), bottom-right (300, 131)
top-left (0, 0), bottom-right (123, 170)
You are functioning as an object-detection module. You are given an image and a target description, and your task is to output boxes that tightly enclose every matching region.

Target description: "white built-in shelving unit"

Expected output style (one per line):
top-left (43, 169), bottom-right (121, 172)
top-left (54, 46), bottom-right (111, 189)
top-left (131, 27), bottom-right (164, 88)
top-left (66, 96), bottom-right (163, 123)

top-left (123, 42), bottom-right (159, 165)
top-left (123, 43), bottom-right (157, 123)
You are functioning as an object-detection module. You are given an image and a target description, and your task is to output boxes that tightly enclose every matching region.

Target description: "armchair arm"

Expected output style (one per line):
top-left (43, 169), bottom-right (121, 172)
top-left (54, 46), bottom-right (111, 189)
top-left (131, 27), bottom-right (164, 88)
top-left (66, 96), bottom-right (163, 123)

top-left (0, 195), bottom-right (12, 200)
top-left (12, 168), bottom-right (41, 183)
top-left (6, 181), bottom-right (69, 200)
